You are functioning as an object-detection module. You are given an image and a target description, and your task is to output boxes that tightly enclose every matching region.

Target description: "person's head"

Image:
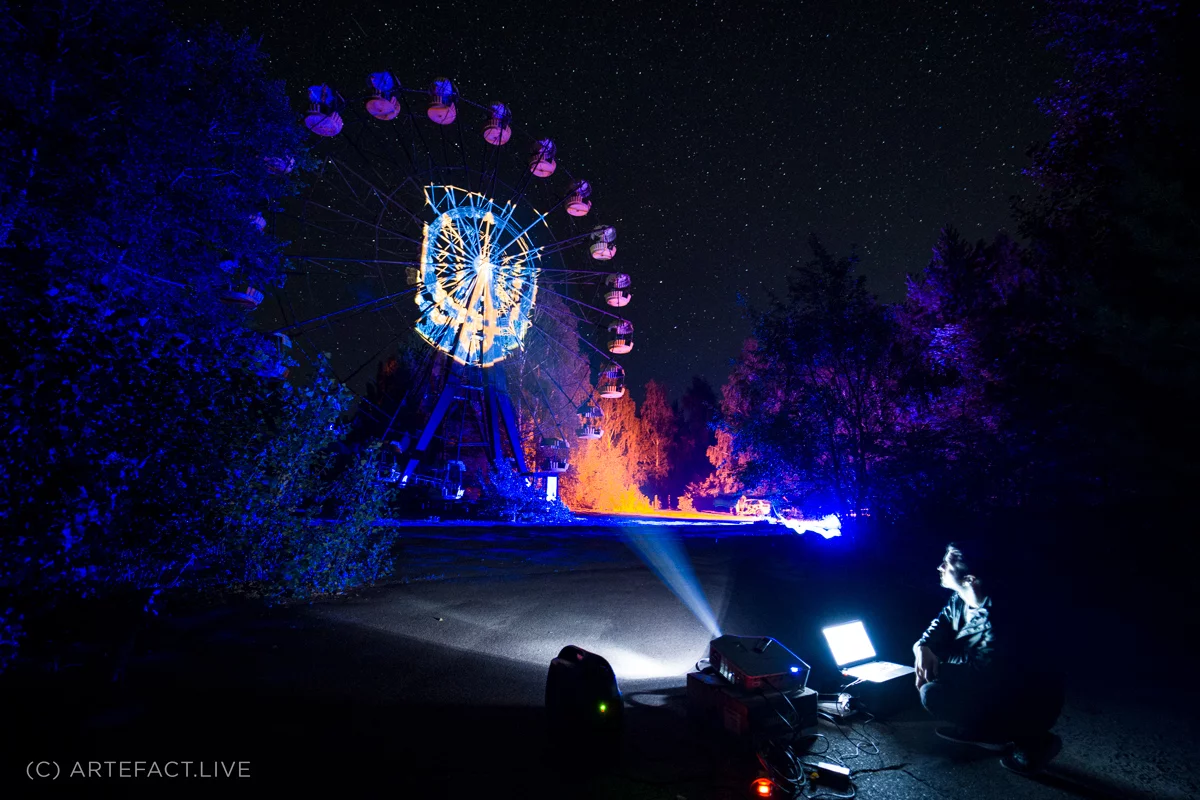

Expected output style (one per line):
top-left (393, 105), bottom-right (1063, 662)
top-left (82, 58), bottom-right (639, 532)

top-left (937, 541), bottom-right (991, 598)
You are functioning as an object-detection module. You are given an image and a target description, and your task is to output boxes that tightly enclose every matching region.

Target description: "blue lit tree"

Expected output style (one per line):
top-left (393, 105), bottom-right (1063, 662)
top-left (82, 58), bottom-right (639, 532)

top-left (0, 0), bottom-right (393, 668)
top-left (725, 237), bottom-right (902, 518)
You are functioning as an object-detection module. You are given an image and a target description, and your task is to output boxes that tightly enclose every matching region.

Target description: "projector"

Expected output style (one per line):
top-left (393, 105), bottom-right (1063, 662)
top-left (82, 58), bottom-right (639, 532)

top-left (709, 635), bottom-right (810, 690)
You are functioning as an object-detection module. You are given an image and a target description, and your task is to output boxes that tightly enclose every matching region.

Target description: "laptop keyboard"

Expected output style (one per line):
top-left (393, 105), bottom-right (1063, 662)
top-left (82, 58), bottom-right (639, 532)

top-left (846, 661), bottom-right (912, 682)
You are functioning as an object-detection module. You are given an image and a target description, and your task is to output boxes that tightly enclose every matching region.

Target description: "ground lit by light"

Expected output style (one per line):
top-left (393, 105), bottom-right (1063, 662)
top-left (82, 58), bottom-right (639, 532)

top-left (578, 509), bottom-right (844, 539)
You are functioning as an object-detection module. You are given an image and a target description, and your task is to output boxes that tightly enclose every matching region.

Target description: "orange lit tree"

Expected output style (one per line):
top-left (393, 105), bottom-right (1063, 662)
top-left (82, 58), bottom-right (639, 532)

top-left (559, 392), bottom-right (652, 512)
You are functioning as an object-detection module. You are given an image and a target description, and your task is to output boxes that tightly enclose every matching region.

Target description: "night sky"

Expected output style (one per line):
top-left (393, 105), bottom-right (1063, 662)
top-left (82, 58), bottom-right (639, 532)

top-left (172, 0), bottom-right (1056, 400)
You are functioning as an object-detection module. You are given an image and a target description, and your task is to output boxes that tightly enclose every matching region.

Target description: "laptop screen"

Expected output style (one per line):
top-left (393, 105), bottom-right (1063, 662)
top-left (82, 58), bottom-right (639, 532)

top-left (822, 620), bottom-right (876, 667)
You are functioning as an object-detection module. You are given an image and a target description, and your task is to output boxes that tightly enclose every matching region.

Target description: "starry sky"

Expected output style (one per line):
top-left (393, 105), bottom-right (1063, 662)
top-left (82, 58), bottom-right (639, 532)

top-left (172, 0), bottom-right (1056, 401)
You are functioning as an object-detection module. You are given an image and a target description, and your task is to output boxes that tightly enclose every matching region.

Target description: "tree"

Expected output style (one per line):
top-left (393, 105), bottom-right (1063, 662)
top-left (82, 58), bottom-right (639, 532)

top-left (559, 392), bottom-right (651, 513)
top-left (692, 339), bottom-right (764, 500)
top-left (668, 376), bottom-right (718, 503)
top-left (891, 228), bottom-right (1033, 511)
top-left (0, 0), bottom-right (394, 667)
top-left (637, 380), bottom-right (676, 505)
top-left (1016, 0), bottom-right (1200, 501)
top-left (516, 291), bottom-right (591, 469)
top-left (728, 237), bottom-right (901, 516)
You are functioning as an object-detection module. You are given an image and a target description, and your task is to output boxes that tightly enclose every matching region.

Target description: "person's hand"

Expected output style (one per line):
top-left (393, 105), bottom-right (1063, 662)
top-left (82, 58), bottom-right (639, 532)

top-left (914, 645), bottom-right (939, 689)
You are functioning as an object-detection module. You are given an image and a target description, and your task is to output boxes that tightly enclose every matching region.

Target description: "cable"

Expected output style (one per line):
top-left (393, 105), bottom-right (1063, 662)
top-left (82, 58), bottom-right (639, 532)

top-left (828, 711), bottom-right (880, 760)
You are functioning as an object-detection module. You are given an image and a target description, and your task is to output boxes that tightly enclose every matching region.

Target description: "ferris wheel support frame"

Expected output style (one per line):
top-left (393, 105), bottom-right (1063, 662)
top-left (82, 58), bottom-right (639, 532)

top-left (399, 368), bottom-right (529, 487)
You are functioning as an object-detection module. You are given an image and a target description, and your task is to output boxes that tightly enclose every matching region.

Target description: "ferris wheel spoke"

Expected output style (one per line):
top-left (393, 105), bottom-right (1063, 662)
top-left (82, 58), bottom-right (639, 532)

top-left (535, 297), bottom-right (600, 331)
top-left (293, 256), bottom-right (424, 268)
top-left (528, 229), bottom-right (596, 256)
top-left (534, 303), bottom-right (623, 367)
top-left (526, 336), bottom-right (584, 406)
top-left (525, 370), bottom-right (571, 443)
top-left (529, 321), bottom-right (592, 371)
top-left (537, 285), bottom-right (628, 323)
top-left (536, 267), bottom-right (615, 279)
top-left (329, 158), bottom-right (428, 235)
top-left (454, 113), bottom-right (476, 195)
top-left (492, 208), bottom-right (554, 260)
top-left (277, 287), bottom-right (419, 336)
top-left (285, 259), bottom-right (352, 277)
top-left (280, 207), bottom-right (409, 256)
top-left (395, 95), bottom-right (436, 175)
top-left (342, 329), bottom-right (409, 385)
top-left (326, 155), bottom-right (380, 207)
top-left (302, 200), bottom-right (418, 245)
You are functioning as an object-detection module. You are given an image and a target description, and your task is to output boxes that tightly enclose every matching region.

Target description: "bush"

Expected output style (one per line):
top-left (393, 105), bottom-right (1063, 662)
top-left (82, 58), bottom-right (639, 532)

top-left (480, 460), bottom-right (575, 524)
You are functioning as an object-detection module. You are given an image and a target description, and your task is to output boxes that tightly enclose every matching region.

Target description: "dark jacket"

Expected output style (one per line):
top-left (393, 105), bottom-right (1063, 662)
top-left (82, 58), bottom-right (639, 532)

top-left (917, 593), bottom-right (999, 674)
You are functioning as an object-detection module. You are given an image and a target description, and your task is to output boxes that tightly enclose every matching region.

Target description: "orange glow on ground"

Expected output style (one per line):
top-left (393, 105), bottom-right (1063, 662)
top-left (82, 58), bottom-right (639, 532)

top-left (575, 508), bottom-right (744, 522)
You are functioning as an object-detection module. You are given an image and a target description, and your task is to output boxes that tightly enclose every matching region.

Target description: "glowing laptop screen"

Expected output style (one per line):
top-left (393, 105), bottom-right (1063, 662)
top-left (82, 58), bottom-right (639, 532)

top-left (822, 620), bottom-right (877, 667)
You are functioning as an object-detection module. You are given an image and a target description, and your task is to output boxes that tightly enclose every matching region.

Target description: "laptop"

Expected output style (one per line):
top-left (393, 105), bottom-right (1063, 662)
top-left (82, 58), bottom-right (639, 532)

top-left (822, 620), bottom-right (915, 683)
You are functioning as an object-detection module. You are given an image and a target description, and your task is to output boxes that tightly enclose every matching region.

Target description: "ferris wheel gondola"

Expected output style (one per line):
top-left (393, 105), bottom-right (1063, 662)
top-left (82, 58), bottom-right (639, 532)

top-left (263, 77), bottom-right (639, 500)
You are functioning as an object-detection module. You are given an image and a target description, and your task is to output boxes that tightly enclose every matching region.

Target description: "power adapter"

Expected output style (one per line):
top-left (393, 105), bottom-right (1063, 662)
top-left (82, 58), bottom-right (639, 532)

top-left (809, 761), bottom-right (851, 791)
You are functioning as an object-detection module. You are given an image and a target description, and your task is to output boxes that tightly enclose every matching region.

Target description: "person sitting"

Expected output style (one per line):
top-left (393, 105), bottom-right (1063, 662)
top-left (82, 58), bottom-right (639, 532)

top-left (913, 540), bottom-right (1064, 774)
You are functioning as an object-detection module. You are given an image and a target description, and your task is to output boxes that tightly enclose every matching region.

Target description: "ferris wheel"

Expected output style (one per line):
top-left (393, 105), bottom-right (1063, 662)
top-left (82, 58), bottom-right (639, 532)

top-left (261, 75), bottom-right (636, 499)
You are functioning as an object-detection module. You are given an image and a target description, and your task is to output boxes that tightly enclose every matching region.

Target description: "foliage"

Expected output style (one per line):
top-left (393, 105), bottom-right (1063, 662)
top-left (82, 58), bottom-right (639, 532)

top-left (692, 339), bottom-right (764, 501)
top-left (480, 459), bottom-right (574, 523)
top-left (637, 380), bottom-right (676, 505)
top-left (559, 393), bottom-right (652, 512)
top-left (0, 0), bottom-right (401, 667)
top-left (1017, 0), bottom-right (1200, 498)
top-left (667, 377), bottom-right (718, 503)
top-left (703, 3), bottom-right (1200, 520)
top-left (213, 375), bottom-right (399, 599)
top-left (723, 237), bottom-right (901, 515)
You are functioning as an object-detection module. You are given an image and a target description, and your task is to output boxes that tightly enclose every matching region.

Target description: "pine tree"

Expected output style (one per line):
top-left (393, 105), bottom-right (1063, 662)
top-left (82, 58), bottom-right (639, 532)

top-left (637, 380), bottom-right (676, 505)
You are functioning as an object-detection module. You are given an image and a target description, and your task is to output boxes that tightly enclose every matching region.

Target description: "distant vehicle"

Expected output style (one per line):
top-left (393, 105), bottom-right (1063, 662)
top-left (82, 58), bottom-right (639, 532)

top-left (734, 496), bottom-right (775, 518)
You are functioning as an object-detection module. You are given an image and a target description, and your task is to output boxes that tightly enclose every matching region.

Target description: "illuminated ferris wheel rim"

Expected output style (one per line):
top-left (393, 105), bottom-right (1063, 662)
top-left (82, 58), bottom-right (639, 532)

top-left (415, 184), bottom-right (542, 368)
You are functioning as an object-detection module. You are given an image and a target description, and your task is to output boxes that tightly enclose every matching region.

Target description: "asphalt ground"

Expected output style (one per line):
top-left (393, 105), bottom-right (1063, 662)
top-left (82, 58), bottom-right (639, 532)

top-left (2, 522), bottom-right (1197, 798)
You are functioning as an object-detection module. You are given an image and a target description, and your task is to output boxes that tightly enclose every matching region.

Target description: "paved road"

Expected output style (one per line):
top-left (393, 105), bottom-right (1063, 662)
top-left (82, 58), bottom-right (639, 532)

top-left (3, 524), bottom-right (1197, 798)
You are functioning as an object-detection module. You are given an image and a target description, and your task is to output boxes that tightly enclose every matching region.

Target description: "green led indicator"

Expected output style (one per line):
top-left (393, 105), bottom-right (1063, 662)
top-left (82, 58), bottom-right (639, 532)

top-left (598, 702), bottom-right (607, 713)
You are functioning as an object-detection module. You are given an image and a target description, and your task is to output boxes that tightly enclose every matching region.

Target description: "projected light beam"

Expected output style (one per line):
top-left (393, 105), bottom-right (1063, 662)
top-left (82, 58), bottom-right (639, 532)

top-left (620, 529), bottom-right (722, 638)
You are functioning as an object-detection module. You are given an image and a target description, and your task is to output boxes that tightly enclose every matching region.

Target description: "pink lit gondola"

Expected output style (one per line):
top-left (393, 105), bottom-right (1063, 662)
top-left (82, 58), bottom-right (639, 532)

top-left (604, 273), bottom-right (631, 307)
top-left (589, 225), bottom-right (617, 260)
top-left (483, 103), bottom-right (513, 145)
top-left (366, 72), bottom-right (401, 120)
top-left (565, 180), bottom-right (592, 217)
top-left (529, 139), bottom-right (557, 177)
top-left (539, 436), bottom-right (569, 472)
top-left (220, 285), bottom-right (264, 309)
top-left (427, 78), bottom-right (457, 125)
top-left (576, 402), bottom-right (603, 440)
top-left (598, 365), bottom-right (626, 399)
top-left (607, 319), bottom-right (633, 354)
top-left (304, 84), bottom-right (343, 137)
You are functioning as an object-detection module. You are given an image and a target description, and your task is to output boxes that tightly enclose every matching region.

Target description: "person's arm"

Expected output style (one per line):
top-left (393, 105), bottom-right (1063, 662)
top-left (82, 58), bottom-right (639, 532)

top-left (960, 622), bottom-right (995, 672)
top-left (959, 602), bottom-right (1000, 674)
top-left (914, 596), bottom-right (958, 659)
